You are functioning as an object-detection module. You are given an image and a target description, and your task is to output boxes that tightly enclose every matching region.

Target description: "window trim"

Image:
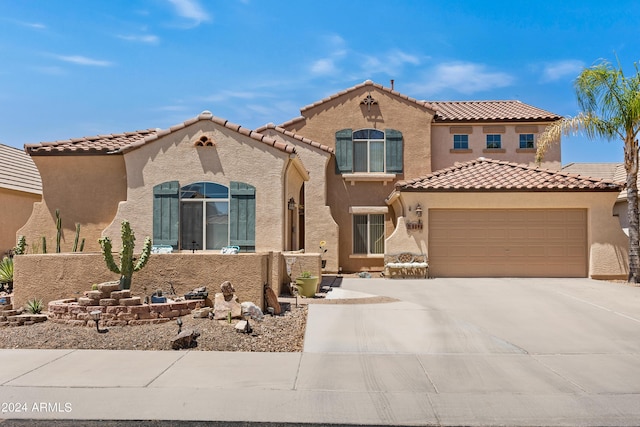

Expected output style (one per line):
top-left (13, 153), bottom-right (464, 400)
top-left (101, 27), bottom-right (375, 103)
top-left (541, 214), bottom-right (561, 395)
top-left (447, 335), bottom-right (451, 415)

top-left (351, 211), bottom-right (386, 256)
top-left (486, 134), bottom-right (502, 149)
top-left (519, 133), bottom-right (535, 149)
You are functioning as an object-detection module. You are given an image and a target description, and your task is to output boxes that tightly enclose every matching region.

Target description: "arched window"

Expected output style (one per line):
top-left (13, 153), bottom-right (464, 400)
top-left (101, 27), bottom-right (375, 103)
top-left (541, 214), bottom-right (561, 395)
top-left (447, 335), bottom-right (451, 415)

top-left (153, 181), bottom-right (255, 252)
top-left (180, 182), bottom-right (229, 251)
top-left (335, 128), bottom-right (403, 174)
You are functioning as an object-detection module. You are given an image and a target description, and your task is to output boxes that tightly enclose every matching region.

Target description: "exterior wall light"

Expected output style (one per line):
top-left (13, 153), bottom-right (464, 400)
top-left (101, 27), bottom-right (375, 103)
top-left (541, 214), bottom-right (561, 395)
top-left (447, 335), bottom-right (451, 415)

top-left (288, 198), bottom-right (296, 210)
top-left (415, 204), bottom-right (423, 217)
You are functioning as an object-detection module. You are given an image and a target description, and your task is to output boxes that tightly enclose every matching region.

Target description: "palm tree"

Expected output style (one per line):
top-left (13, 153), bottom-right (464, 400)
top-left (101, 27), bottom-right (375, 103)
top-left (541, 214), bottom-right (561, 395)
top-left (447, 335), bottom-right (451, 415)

top-left (536, 59), bottom-right (640, 282)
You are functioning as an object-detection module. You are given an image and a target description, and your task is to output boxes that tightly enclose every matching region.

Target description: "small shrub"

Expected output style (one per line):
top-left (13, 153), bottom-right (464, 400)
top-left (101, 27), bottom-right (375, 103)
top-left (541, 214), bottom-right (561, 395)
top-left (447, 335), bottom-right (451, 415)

top-left (26, 298), bottom-right (44, 314)
top-left (299, 271), bottom-right (312, 279)
top-left (91, 284), bottom-right (98, 290)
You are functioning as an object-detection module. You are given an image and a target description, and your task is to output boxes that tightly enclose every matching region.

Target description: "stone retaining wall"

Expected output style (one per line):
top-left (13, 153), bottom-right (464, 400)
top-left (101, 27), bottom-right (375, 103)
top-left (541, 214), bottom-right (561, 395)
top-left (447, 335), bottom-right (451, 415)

top-left (48, 298), bottom-right (205, 327)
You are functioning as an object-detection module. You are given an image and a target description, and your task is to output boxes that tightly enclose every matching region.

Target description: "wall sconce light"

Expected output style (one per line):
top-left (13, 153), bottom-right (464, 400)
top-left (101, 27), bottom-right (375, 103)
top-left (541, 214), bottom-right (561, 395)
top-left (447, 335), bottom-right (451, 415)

top-left (288, 198), bottom-right (296, 210)
top-left (90, 310), bottom-right (108, 334)
top-left (415, 204), bottom-right (423, 217)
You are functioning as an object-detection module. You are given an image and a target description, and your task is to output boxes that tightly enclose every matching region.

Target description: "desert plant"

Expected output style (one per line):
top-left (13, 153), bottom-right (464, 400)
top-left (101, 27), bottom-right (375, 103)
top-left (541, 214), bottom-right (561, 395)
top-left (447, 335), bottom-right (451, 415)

top-left (14, 236), bottom-right (26, 255)
top-left (55, 209), bottom-right (62, 253)
top-left (98, 220), bottom-right (152, 290)
top-left (72, 223), bottom-right (84, 252)
top-left (25, 298), bottom-right (43, 314)
top-left (0, 257), bottom-right (13, 285)
top-left (299, 270), bottom-right (313, 279)
top-left (41, 236), bottom-right (47, 254)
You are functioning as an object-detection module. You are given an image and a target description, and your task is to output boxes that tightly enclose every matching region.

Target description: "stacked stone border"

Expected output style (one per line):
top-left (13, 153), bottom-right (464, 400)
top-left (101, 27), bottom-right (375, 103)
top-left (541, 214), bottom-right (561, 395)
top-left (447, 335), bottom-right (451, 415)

top-left (48, 298), bottom-right (205, 327)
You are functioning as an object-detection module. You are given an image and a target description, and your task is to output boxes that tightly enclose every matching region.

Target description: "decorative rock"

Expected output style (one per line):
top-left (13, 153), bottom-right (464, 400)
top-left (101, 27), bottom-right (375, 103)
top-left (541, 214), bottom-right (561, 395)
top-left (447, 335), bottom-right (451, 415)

top-left (192, 307), bottom-right (213, 318)
top-left (98, 281), bottom-right (120, 293)
top-left (171, 329), bottom-right (200, 350)
top-left (159, 309), bottom-right (181, 318)
top-left (77, 298), bottom-right (97, 307)
top-left (214, 293), bottom-right (242, 320)
top-left (265, 287), bottom-right (282, 315)
top-left (86, 290), bottom-right (103, 299)
top-left (111, 290), bottom-right (131, 300)
top-left (241, 302), bottom-right (264, 321)
top-left (99, 298), bottom-right (117, 306)
top-left (120, 297), bottom-right (142, 306)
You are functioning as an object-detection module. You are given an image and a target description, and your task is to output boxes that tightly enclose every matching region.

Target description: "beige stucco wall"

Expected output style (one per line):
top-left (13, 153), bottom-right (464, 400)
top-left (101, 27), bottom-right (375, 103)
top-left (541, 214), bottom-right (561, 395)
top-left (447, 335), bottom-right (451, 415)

top-left (284, 86), bottom-right (433, 272)
top-left (13, 252), bottom-right (270, 309)
top-left (431, 123), bottom-right (562, 171)
top-left (103, 120), bottom-right (303, 252)
top-left (0, 188), bottom-right (40, 256)
top-left (18, 155), bottom-right (127, 253)
top-left (262, 129), bottom-right (339, 272)
top-left (386, 191), bottom-right (628, 279)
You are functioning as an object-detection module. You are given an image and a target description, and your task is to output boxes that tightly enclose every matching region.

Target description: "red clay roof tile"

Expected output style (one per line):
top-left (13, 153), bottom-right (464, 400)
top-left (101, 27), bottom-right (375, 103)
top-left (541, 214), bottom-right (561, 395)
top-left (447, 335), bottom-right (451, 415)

top-left (255, 123), bottom-right (334, 154)
top-left (431, 100), bottom-right (561, 122)
top-left (397, 158), bottom-right (622, 192)
top-left (25, 111), bottom-right (297, 156)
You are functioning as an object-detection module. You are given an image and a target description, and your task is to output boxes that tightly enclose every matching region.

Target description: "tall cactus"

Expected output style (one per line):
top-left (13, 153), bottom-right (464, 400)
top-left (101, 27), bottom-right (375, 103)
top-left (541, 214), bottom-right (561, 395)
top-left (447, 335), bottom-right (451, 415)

top-left (98, 220), bottom-right (152, 290)
top-left (55, 209), bottom-right (62, 253)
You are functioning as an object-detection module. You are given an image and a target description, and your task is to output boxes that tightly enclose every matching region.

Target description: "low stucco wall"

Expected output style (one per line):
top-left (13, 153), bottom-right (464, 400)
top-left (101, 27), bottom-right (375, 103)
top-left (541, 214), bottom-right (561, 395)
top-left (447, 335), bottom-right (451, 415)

top-left (13, 252), bottom-right (272, 310)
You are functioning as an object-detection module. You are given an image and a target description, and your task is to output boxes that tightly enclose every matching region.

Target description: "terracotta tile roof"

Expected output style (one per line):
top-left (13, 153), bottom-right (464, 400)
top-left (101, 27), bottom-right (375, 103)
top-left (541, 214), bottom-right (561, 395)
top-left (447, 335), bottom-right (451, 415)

top-left (396, 158), bottom-right (622, 192)
top-left (299, 80), bottom-right (436, 114)
top-left (0, 144), bottom-right (42, 194)
top-left (25, 111), bottom-right (297, 156)
top-left (255, 123), bottom-right (334, 154)
top-left (430, 100), bottom-right (561, 122)
top-left (25, 129), bottom-right (158, 156)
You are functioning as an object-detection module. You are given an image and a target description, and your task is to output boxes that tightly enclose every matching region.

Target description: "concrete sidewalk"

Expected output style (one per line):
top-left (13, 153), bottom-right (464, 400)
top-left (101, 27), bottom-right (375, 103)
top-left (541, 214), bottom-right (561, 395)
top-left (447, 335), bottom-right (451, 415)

top-left (1, 278), bottom-right (640, 426)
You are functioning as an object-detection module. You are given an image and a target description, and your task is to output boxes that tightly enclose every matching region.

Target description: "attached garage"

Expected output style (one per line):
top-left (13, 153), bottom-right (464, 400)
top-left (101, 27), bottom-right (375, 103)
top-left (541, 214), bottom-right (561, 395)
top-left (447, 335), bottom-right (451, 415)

top-left (385, 158), bottom-right (629, 279)
top-left (429, 208), bottom-right (587, 277)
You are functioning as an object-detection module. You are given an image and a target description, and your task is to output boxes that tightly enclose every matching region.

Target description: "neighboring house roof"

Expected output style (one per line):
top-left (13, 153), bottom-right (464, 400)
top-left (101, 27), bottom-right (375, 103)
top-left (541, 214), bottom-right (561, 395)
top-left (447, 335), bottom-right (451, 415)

top-left (562, 162), bottom-right (628, 201)
top-left (0, 143), bottom-right (42, 195)
top-left (254, 123), bottom-right (334, 154)
top-left (430, 100), bottom-right (561, 123)
top-left (396, 158), bottom-right (622, 192)
top-left (561, 162), bottom-right (625, 182)
top-left (25, 111), bottom-right (297, 156)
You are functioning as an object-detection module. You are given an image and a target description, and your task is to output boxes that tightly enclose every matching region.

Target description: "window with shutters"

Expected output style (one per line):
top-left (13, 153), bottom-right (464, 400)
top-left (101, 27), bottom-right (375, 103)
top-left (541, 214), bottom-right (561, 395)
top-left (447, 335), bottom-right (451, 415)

top-left (153, 181), bottom-right (255, 252)
top-left (353, 214), bottom-right (385, 255)
top-left (335, 128), bottom-right (403, 182)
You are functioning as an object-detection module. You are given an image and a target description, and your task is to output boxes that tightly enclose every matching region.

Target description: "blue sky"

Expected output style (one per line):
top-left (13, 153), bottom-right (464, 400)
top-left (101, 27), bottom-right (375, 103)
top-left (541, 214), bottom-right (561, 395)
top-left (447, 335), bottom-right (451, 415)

top-left (1, 0), bottom-right (639, 164)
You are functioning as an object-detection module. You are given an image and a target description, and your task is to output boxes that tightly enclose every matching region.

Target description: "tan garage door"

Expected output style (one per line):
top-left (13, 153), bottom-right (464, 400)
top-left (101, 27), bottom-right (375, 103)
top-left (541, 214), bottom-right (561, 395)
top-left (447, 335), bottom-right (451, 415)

top-left (429, 209), bottom-right (587, 277)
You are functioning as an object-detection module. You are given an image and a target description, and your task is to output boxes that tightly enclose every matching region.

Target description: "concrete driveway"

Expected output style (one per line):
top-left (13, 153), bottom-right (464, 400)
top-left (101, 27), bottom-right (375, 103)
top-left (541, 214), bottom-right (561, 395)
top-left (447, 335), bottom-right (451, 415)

top-left (303, 277), bottom-right (640, 425)
top-left (1, 277), bottom-right (639, 426)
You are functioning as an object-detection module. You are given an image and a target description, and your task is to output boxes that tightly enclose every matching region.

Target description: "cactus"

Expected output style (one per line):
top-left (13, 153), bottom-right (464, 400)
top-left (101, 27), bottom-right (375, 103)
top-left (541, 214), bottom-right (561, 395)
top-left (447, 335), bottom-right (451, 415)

top-left (55, 209), bottom-right (62, 253)
top-left (98, 220), bottom-right (152, 290)
top-left (73, 223), bottom-right (81, 252)
top-left (41, 236), bottom-right (47, 254)
top-left (14, 235), bottom-right (26, 255)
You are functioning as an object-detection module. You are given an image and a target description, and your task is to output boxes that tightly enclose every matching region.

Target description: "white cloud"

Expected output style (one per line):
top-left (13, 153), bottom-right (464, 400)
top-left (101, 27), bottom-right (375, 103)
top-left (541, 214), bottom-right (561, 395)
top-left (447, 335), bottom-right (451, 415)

top-left (166, 0), bottom-right (211, 26)
top-left (409, 61), bottom-right (514, 95)
top-left (117, 34), bottom-right (160, 44)
top-left (361, 50), bottom-right (421, 76)
top-left (19, 21), bottom-right (46, 30)
top-left (541, 60), bottom-right (585, 82)
top-left (310, 58), bottom-right (338, 76)
top-left (53, 55), bottom-right (113, 67)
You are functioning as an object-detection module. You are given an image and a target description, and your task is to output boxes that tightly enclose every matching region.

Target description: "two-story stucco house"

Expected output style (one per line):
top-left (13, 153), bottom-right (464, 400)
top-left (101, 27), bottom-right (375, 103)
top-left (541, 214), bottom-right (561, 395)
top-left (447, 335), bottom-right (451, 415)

top-left (18, 80), bottom-right (628, 280)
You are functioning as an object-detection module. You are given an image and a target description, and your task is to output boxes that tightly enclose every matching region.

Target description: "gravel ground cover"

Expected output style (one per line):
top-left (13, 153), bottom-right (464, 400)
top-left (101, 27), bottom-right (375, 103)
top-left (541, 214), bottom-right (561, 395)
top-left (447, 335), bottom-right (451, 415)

top-left (0, 304), bottom-right (307, 352)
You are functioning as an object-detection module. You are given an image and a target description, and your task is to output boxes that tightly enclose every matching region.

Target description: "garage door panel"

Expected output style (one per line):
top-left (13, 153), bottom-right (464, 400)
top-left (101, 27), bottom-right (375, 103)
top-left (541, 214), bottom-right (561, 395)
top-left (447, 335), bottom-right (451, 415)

top-left (429, 209), bottom-right (587, 277)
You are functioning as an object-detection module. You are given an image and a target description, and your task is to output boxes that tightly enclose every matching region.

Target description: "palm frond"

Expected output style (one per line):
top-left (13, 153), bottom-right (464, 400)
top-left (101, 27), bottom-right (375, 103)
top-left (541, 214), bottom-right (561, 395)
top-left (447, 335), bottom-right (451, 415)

top-left (535, 115), bottom-right (587, 164)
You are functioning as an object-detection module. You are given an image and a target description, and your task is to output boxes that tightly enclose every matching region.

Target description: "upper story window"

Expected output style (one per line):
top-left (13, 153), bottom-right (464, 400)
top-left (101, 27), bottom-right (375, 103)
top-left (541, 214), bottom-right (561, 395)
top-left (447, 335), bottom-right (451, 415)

top-left (453, 134), bottom-right (469, 150)
top-left (519, 134), bottom-right (535, 149)
top-left (486, 134), bottom-right (502, 149)
top-left (353, 129), bottom-right (385, 172)
top-left (335, 128), bottom-right (403, 174)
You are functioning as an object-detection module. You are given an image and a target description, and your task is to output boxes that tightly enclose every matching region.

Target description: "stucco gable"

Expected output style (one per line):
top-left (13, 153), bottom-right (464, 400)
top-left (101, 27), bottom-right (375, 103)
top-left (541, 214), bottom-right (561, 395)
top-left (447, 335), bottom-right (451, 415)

top-left (24, 111), bottom-right (298, 157)
top-left (296, 80), bottom-right (437, 117)
top-left (396, 157), bottom-right (622, 192)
